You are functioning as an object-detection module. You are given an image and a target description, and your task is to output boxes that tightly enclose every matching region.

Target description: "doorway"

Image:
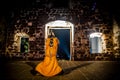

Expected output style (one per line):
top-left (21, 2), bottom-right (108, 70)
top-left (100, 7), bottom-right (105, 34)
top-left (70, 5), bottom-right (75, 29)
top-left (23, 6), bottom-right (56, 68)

top-left (52, 29), bottom-right (70, 60)
top-left (45, 20), bottom-right (74, 60)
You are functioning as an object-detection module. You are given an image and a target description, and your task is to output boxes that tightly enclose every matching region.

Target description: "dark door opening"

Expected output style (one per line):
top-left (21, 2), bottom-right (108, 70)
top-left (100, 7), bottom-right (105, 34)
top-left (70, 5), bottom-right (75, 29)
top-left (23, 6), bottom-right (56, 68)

top-left (52, 29), bottom-right (70, 60)
top-left (20, 37), bottom-right (29, 53)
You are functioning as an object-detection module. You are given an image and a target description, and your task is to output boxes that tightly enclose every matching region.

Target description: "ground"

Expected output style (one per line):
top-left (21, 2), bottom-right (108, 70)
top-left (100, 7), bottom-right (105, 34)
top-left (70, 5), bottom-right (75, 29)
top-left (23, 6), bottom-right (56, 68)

top-left (0, 60), bottom-right (120, 80)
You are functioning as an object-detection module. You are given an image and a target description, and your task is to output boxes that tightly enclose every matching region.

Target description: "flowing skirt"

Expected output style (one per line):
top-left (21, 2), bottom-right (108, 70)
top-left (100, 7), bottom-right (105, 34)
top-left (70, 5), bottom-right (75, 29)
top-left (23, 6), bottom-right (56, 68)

top-left (35, 56), bottom-right (62, 77)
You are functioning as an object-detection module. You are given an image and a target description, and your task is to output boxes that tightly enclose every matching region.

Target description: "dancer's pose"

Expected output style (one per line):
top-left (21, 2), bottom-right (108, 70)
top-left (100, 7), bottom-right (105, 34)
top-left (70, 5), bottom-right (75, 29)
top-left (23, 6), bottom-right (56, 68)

top-left (31, 30), bottom-right (63, 77)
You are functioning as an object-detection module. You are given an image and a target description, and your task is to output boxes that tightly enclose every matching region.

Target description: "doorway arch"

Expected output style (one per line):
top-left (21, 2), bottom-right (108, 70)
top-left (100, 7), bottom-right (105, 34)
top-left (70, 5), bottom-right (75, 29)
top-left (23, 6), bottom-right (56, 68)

top-left (45, 20), bottom-right (74, 60)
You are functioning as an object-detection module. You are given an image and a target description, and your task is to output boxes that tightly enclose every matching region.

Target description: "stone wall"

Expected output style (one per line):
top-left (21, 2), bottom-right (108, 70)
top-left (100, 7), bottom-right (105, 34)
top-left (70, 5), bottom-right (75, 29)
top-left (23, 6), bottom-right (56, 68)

top-left (113, 20), bottom-right (120, 59)
top-left (5, 2), bottom-right (115, 60)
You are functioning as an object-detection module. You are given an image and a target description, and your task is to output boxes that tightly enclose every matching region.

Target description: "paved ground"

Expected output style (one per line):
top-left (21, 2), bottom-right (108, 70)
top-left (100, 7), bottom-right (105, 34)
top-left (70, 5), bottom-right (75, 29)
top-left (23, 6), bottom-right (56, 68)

top-left (0, 60), bottom-right (120, 80)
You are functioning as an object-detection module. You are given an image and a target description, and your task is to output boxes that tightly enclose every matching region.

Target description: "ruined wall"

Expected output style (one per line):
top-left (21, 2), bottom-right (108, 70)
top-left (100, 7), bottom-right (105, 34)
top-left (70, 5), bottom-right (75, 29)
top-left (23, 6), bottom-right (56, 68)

top-left (5, 2), bottom-right (114, 60)
top-left (113, 20), bottom-right (120, 58)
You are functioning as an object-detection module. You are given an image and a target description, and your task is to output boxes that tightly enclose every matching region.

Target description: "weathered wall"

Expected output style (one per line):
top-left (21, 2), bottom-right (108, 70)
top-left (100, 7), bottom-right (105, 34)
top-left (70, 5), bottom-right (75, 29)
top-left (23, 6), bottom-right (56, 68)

top-left (5, 2), bottom-right (115, 60)
top-left (113, 20), bottom-right (120, 58)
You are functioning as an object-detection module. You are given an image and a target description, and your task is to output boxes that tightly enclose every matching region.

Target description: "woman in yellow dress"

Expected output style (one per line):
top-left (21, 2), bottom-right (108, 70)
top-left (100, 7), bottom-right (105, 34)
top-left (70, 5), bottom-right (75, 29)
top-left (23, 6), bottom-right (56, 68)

top-left (32, 31), bottom-right (63, 77)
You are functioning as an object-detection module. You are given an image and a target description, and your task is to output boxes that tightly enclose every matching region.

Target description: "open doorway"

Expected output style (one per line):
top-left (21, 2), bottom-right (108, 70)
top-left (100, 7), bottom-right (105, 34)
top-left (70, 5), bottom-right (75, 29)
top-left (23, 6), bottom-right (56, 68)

top-left (45, 20), bottom-right (74, 60)
top-left (89, 32), bottom-right (102, 53)
top-left (52, 29), bottom-right (70, 60)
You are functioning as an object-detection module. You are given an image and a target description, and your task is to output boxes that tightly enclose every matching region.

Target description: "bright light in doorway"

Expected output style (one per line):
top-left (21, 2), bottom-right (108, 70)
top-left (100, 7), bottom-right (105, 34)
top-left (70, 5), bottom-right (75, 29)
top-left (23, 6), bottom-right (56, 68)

top-left (46, 20), bottom-right (73, 27)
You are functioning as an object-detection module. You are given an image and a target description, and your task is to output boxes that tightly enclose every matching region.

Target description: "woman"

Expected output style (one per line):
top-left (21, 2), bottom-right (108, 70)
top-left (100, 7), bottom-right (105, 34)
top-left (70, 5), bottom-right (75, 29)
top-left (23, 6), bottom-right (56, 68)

top-left (32, 31), bottom-right (63, 77)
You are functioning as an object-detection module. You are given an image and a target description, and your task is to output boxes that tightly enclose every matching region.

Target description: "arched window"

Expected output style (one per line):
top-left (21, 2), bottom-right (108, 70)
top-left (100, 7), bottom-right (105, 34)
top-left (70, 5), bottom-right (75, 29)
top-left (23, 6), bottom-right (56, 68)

top-left (14, 32), bottom-right (29, 53)
top-left (89, 32), bottom-right (102, 53)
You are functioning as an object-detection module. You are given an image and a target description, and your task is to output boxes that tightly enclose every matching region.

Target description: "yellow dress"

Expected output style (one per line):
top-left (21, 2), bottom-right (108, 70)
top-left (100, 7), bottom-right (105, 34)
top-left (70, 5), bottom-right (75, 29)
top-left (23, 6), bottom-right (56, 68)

top-left (35, 37), bottom-right (62, 77)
